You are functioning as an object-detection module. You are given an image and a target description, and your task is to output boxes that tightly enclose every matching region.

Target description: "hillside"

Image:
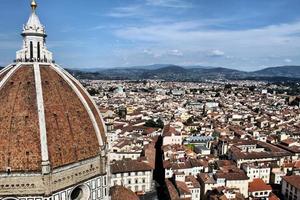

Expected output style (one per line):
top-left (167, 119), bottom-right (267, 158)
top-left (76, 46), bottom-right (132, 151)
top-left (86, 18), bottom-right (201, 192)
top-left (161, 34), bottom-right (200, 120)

top-left (67, 65), bottom-right (300, 81)
top-left (251, 66), bottom-right (300, 78)
top-left (1, 64), bottom-right (300, 81)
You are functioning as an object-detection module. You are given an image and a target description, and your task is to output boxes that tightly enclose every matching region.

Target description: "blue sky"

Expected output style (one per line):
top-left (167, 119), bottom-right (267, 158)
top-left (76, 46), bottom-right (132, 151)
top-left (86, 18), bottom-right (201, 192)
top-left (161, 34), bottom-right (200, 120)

top-left (0, 0), bottom-right (300, 71)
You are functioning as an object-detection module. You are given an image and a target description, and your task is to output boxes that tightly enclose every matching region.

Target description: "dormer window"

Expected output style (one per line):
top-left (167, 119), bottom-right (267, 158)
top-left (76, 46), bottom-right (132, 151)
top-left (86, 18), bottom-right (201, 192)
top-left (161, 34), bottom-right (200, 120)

top-left (6, 167), bottom-right (11, 175)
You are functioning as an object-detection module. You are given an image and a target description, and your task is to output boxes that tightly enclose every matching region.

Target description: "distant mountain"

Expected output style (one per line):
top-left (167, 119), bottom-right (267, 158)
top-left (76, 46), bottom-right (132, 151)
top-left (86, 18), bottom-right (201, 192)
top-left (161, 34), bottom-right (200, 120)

top-left (1, 64), bottom-right (300, 81)
top-left (78, 64), bottom-right (215, 72)
top-left (141, 65), bottom-right (188, 80)
top-left (130, 64), bottom-right (214, 70)
top-left (130, 64), bottom-right (172, 70)
top-left (62, 65), bottom-right (300, 81)
top-left (251, 66), bottom-right (300, 78)
top-left (1, 63), bottom-right (298, 81)
top-left (147, 65), bottom-right (187, 75)
top-left (68, 65), bottom-right (247, 81)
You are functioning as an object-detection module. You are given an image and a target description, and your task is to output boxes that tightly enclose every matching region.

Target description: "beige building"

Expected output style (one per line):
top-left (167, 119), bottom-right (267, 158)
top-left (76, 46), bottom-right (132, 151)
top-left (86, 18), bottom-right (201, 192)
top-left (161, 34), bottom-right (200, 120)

top-left (162, 124), bottom-right (183, 146)
top-left (198, 170), bottom-right (249, 199)
top-left (242, 163), bottom-right (271, 183)
top-left (110, 160), bottom-right (153, 194)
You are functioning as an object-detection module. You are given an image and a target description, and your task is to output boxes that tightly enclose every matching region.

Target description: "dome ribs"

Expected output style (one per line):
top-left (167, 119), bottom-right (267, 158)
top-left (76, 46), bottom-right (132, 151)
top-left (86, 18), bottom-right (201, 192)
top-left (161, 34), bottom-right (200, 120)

top-left (0, 64), bottom-right (15, 81)
top-left (0, 65), bottom-right (41, 172)
top-left (61, 68), bottom-right (106, 145)
top-left (41, 66), bottom-right (77, 167)
top-left (40, 66), bottom-right (99, 169)
top-left (71, 80), bottom-right (106, 142)
top-left (0, 64), bottom-right (105, 173)
top-left (0, 68), bottom-right (11, 81)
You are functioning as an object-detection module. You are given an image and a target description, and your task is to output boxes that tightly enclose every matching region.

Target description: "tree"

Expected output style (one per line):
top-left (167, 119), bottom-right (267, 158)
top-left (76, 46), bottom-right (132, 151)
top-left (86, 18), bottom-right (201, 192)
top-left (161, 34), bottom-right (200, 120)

top-left (87, 88), bottom-right (99, 96)
top-left (185, 117), bottom-right (194, 126)
top-left (145, 118), bottom-right (164, 128)
top-left (190, 129), bottom-right (197, 134)
top-left (118, 107), bottom-right (127, 119)
top-left (224, 84), bottom-right (232, 89)
top-left (212, 131), bottom-right (220, 139)
top-left (156, 118), bottom-right (164, 129)
top-left (249, 86), bottom-right (256, 92)
top-left (186, 144), bottom-right (195, 151)
top-left (145, 119), bottom-right (157, 128)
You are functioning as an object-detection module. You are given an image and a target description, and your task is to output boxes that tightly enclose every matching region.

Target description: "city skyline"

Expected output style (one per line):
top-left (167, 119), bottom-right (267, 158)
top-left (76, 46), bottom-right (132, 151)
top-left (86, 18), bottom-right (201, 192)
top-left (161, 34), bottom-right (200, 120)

top-left (0, 0), bottom-right (300, 70)
top-left (1, 1), bottom-right (300, 200)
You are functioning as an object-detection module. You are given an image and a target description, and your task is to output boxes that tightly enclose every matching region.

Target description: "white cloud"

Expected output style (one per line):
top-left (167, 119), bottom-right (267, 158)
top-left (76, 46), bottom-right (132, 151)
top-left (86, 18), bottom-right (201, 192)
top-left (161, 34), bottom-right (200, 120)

top-left (88, 25), bottom-right (106, 31)
top-left (106, 0), bottom-right (193, 19)
top-left (284, 58), bottom-right (292, 63)
top-left (111, 20), bottom-right (300, 69)
top-left (143, 49), bottom-right (183, 58)
top-left (107, 5), bottom-right (144, 18)
top-left (169, 49), bottom-right (183, 56)
top-left (145, 0), bottom-right (192, 8)
top-left (209, 50), bottom-right (225, 57)
top-left (115, 20), bottom-right (300, 44)
top-left (143, 49), bottom-right (162, 58)
top-left (114, 20), bottom-right (300, 58)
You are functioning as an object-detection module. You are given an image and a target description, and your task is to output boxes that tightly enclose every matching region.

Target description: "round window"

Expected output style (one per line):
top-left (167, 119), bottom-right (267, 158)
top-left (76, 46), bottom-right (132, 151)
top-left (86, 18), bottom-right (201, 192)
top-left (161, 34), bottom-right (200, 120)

top-left (70, 185), bottom-right (90, 200)
top-left (70, 187), bottom-right (83, 200)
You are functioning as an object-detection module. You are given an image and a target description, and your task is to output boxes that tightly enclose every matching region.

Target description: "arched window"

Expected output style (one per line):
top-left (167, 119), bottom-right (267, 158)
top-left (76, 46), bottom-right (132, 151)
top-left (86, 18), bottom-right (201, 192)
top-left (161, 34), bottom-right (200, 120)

top-left (37, 42), bottom-right (41, 61)
top-left (2, 198), bottom-right (19, 200)
top-left (30, 41), bottom-right (33, 60)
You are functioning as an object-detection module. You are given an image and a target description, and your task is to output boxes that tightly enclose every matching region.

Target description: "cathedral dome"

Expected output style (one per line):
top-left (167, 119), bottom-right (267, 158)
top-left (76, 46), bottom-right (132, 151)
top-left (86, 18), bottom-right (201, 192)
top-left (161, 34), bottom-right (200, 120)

top-left (0, 1), bottom-right (108, 199)
top-left (0, 63), bottom-right (106, 173)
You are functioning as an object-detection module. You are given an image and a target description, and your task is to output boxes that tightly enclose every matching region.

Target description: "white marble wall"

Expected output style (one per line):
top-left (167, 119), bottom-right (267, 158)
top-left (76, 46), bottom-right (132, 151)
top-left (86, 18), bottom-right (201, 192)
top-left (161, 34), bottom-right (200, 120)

top-left (0, 174), bottom-right (109, 200)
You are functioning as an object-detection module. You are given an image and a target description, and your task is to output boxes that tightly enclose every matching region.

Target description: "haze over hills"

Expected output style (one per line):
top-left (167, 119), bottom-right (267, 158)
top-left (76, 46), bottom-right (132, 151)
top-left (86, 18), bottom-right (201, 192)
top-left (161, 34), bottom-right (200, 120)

top-left (67, 65), bottom-right (300, 81)
top-left (251, 66), bottom-right (300, 78)
top-left (2, 64), bottom-right (300, 81)
top-left (75, 64), bottom-right (214, 72)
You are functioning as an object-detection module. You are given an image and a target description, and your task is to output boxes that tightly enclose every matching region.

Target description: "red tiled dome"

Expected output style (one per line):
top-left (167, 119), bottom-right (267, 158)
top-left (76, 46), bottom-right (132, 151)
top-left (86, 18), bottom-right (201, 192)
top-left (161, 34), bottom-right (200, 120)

top-left (0, 64), bottom-right (106, 172)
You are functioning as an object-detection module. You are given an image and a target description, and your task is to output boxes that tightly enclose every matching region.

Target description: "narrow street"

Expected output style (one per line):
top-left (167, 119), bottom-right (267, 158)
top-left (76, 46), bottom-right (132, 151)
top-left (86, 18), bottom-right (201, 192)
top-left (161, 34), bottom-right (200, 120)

top-left (154, 136), bottom-right (169, 200)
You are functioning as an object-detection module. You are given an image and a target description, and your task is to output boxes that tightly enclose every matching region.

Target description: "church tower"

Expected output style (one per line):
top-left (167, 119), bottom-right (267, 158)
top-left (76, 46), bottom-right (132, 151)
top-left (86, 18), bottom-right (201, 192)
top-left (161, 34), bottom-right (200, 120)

top-left (0, 1), bottom-right (109, 199)
top-left (16, 0), bottom-right (53, 63)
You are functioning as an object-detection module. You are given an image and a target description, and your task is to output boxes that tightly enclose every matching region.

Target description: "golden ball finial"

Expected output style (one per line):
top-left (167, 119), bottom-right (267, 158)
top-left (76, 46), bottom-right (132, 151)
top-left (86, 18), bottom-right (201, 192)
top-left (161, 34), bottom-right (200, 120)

top-left (31, 0), bottom-right (37, 11)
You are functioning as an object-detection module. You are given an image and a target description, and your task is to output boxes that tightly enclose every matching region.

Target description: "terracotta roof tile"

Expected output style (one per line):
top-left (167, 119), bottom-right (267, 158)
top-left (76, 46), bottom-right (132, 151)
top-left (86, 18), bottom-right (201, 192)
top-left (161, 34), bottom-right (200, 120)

top-left (110, 186), bottom-right (139, 200)
top-left (165, 179), bottom-right (180, 200)
top-left (249, 178), bottom-right (272, 192)
top-left (282, 175), bottom-right (300, 190)
top-left (111, 159), bottom-right (153, 174)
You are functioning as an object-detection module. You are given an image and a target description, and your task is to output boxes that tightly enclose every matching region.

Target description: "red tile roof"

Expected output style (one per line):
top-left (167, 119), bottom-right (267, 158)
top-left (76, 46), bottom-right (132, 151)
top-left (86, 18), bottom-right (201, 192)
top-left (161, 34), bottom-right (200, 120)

top-left (282, 175), bottom-right (300, 190)
top-left (111, 159), bottom-right (153, 174)
top-left (163, 124), bottom-right (180, 137)
top-left (165, 179), bottom-right (180, 200)
top-left (269, 192), bottom-right (280, 200)
top-left (110, 186), bottom-right (140, 200)
top-left (249, 178), bottom-right (272, 192)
